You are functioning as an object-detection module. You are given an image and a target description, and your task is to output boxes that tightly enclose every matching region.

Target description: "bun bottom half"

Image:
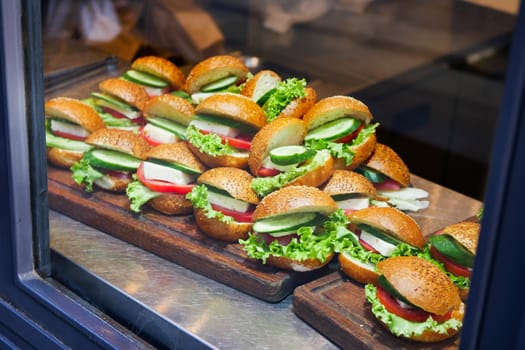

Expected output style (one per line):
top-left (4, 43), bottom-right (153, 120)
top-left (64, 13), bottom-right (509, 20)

top-left (149, 193), bottom-right (193, 215)
top-left (266, 252), bottom-right (334, 272)
top-left (458, 287), bottom-right (469, 302)
top-left (47, 147), bottom-right (84, 168)
top-left (287, 153), bottom-right (334, 188)
top-left (194, 208), bottom-right (252, 242)
top-left (333, 133), bottom-right (377, 170)
top-left (338, 252), bottom-right (379, 284)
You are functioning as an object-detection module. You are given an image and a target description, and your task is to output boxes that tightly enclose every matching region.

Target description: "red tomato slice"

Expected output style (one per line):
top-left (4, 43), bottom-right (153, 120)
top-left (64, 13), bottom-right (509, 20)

top-left (139, 126), bottom-right (164, 147)
top-left (211, 204), bottom-right (253, 223)
top-left (136, 162), bottom-right (194, 194)
top-left (259, 232), bottom-right (298, 246)
top-left (376, 286), bottom-right (431, 323)
top-left (430, 245), bottom-right (472, 278)
top-left (102, 107), bottom-right (145, 125)
top-left (335, 124), bottom-right (364, 143)
top-left (52, 130), bottom-right (87, 141)
top-left (343, 208), bottom-right (358, 215)
top-left (257, 167), bottom-right (282, 177)
top-left (359, 237), bottom-right (380, 254)
top-left (199, 129), bottom-right (252, 150)
top-left (374, 179), bottom-right (402, 191)
top-left (102, 169), bottom-right (132, 179)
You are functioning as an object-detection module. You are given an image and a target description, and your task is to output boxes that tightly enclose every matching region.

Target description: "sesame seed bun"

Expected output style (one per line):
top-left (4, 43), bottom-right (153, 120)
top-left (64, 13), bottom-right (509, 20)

top-left (195, 93), bottom-right (267, 130)
top-left (187, 142), bottom-right (249, 169)
top-left (146, 142), bottom-right (207, 174)
top-left (131, 56), bottom-right (186, 90)
top-left (285, 152), bottom-right (334, 189)
top-left (46, 147), bottom-right (84, 169)
top-left (193, 208), bottom-right (253, 241)
top-left (85, 128), bottom-right (152, 160)
top-left (333, 132), bottom-right (377, 170)
top-left (45, 97), bottom-right (105, 133)
top-left (348, 207), bottom-right (425, 249)
top-left (248, 117), bottom-right (307, 176)
top-left (148, 194), bottom-right (193, 215)
top-left (442, 221), bottom-right (480, 256)
top-left (338, 253), bottom-right (379, 284)
top-left (364, 143), bottom-right (410, 188)
top-left (252, 185), bottom-right (338, 221)
top-left (98, 78), bottom-right (149, 111)
top-left (266, 253), bottom-right (335, 272)
top-left (303, 95), bottom-right (374, 130)
top-left (144, 94), bottom-right (195, 126)
top-left (276, 86), bottom-right (317, 119)
top-left (322, 169), bottom-right (376, 198)
top-left (241, 70), bottom-right (282, 103)
top-left (185, 55), bottom-right (249, 94)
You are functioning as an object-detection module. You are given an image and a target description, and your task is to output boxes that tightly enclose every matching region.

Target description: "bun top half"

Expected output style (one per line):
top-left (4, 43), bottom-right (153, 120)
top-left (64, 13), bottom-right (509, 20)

top-left (131, 56), bottom-right (186, 90)
top-left (364, 143), bottom-right (410, 187)
top-left (144, 94), bottom-right (195, 126)
top-left (197, 167), bottom-right (259, 204)
top-left (322, 170), bottom-right (376, 197)
top-left (185, 55), bottom-right (249, 94)
top-left (146, 142), bottom-right (207, 173)
top-left (441, 221), bottom-right (480, 255)
top-left (45, 97), bottom-right (104, 132)
top-left (378, 256), bottom-right (462, 316)
top-left (196, 93), bottom-right (267, 130)
top-left (303, 95), bottom-right (374, 130)
top-left (98, 78), bottom-right (149, 111)
top-left (241, 70), bottom-right (282, 103)
top-left (86, 128), bottom-right (151, 159)
top-left (349, 206), bottom-right (424, 249)
top-left (253, 185), bottom-right (338, 220)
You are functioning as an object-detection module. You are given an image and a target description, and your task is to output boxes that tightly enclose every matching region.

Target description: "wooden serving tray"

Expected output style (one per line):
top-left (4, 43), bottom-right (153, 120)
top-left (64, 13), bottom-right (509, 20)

top-left (47, 166), bottom-right (334, 302)
top-left (293, 271), bottom-right (460, 350)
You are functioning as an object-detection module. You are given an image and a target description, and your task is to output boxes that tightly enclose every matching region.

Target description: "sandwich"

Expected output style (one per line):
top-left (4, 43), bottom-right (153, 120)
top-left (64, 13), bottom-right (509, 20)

top-left (336, 206), bottom-right (425, 284)
top-left (249, 117), bottom-right (334, 197)
top-left (45, 97), bottom-right (105, 168)
top-left (239, 185), bottom-right (341, 272)
top-left (186, 93), bottom-right (267, 169)
top-left (140, 94), bottom-right (195, 146)
top-left (240, 69), bottom-right (282, 106)
top-left (90, 78), bottom-right (149, 126)
top-left (259, 77), bottom-right (316, 122)
top-left (71, 128), bottom-right (151, 192)
top-left (184, 55), bottom-right (249, 104)
top-left (357, 143), bottom-right (429, 212)
top-left (303, 95), bottom-right (378, 170)
top-left (365, 256), bottom-right (464, 342)
top-left (126, 142), bottom-right (207, 215)
top-left (186, 167), bottom-right (259, 242)
top-left (427, 221), bottom-right (480, 301)
top-left (321, 169), bottom-right (385, 214)
top-left (123, 55), bottom-right (186, 96)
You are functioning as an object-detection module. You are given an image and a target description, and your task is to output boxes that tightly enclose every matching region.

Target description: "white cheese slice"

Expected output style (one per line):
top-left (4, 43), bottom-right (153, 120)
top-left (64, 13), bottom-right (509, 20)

top-left (143, 86), bottom-right (169, 96)
top-left (191, 92), bottom-right (216, 104)
top-left (360, 229), bottom-right (398, 257)
top-left (142, 161), bottom-right (196, 185)
top-left (336, 197), bottom-right (370, 210)
top-left (387, 198), bottom-right (430, 212)
top-left (50, 119), bottom-right (90, 139)
top-left (378, 187), bottom-right (429, 200)
top-left (142, 123), bottom-right (179, 144)
top-left (207, 191), bottom-right (249, 212)
top-left (190, 118), bottom-right (239, 137)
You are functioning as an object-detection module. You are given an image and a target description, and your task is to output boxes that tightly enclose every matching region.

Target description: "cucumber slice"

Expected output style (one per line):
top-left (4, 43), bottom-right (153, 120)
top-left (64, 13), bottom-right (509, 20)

top-left (83, 149), bottom-right (141, 171)
top-left (91, 92), bottom-right (136, 111)
top-left (356, 167), bottom-right (387, 183)
top-left (253, 213), bottom-right (322, 235)
top-left (256, 88), bottom-right (276, 106)
top-left (193, 114), bottom-right (257, 133)
top-left (269, 145), bottom-right (316, 165)
top-left (123, 70), bottom-right (168, 88)
top-left (377, 275), bottom-right (416, 307)
top-left (356, 224), bottom-right (404, 246)
top-left (331, 193), bottom-right (362, 201)
top-left (147, 117), bottom-right (187, 140)
top-left (429, 234), bottom-right (475, 268)
top-left (46, 130), bottom-right (92, 152)
top-left (148, 158), bottom-right (202, 175)
top-left (201, 76), bottom-right (238, 92)
top-left (172, 90), bottom-right (193, 102)
top-left (305, 118), bottom-right (361, 142)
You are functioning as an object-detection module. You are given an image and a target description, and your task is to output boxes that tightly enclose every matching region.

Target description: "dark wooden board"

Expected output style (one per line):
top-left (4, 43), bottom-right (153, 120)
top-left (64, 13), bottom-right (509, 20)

top-left (293, 271), bottom-right (460, 350)
top-left (47, 166), bottom-right (333, 302)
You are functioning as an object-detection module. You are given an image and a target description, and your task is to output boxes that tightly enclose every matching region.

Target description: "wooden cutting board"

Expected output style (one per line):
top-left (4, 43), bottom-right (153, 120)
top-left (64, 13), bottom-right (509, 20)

top-left (47, 166), bottom-right (334, 302)
top-left (293, 271), bottom-right (460, 350)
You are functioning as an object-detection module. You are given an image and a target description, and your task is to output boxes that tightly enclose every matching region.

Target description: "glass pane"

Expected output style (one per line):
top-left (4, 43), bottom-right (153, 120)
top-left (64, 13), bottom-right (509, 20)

top-left (41, 0), bottom-right (519, 348)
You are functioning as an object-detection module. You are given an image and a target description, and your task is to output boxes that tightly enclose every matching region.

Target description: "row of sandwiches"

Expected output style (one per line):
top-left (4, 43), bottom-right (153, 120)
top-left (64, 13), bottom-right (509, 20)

top-left (44, 54), bottom-right (480, 343)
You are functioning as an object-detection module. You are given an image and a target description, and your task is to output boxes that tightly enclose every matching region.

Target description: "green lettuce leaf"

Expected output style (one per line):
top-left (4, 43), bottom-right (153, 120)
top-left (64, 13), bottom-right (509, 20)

top-left (70, 158), bottom-right (104, 192)
top-left (186, 125), bottom-right (235, 157)
top-left (126, 177), bottom-right (160, 213)
top-left (239, 209), bottom-right (352, 264)
top-left (262, 78), bottom-right (307, 122)
top-left (82, 97), bottom-right (138, 129)
top-left (185, 185), bottom-right (234, 224)
top-left (365, 284), bottom-right (462, 338)
top-left (251, 150), bottom-right (330, 197)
